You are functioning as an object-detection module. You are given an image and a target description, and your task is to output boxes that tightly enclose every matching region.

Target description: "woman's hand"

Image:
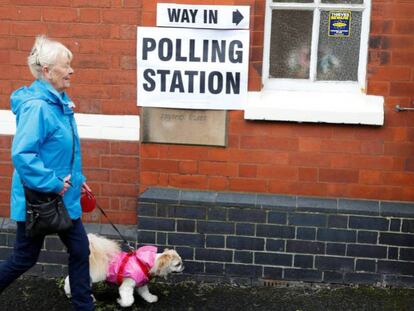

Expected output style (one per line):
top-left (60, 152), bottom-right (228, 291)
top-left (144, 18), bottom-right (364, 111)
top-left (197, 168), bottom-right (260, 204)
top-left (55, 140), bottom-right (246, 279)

top-left (59, 174), bottom-right (71, 196)
top-left (82, 182), bottom-right (91, 194)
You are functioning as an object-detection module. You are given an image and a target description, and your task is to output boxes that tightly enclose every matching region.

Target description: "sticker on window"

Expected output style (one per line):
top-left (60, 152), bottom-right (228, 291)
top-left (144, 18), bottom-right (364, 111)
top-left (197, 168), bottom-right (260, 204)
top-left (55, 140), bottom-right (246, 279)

top-left (328, 11), bottom-right (351, 37)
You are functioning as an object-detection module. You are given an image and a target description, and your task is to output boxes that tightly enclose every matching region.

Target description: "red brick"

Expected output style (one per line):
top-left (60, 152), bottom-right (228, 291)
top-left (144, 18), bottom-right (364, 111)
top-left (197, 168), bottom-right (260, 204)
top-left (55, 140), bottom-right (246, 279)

top-left (230, 178), bottom-right (266, 192)
top-left (72, 24), bottom-right (111, 38)
top-left (141, 11), bottom-right (156, 26)
top-left (169, 174), bottom-right (208, 189)
top-left (231, 149), bottom-right (289, 165)
top-left (74, 55), bottom-right (111, 69)
top-left (298, 168), bottom-right (317, 182)
top-left (207, 148), bottom-right (231, 162)
top-left (101, 155), bottom-right (139, 169)
top-left (367, 81), bottom-right (390, 96)
top-left (319, 169), bottom-right (359, 184)
top-left (0, 149), bottom-right (11, 162)
top-left (257, 165), bottom-right (298, 181)
top-left (359, 141), bottom-right (384, 155)
top-left (381, 172), bottom-right (414, 186)
top-left (140, 171), bottom-right (159, 186)
top-left (0, 164), bottom-right (13, 176)
top-left (289, 152), bottom-right (328, 168)
top-left (0, 177), bottom-right (11, 191)
top-left (239, 164), bottom-right (257, 178)
top-left (359, 170), bottom-right (382, 185)
top-left (390, 82), bottom-right (414, 97)
top-left (384, 142), bottom-right (414, 156)
top-left (110, 141), bottom-right (139, 155)
top-left (102, 183), bottom-right (138, 196)
top-left (43, 8), bottom-right (78, 22)
top-left (208, 176), bottom-right (229, 191)
top-left (102, 9), bottom-right (139, 24)
top-left (83, 168), bottom-right (110, 182)
top-left (294, 182), bottom-right (328, 197)
top-left (240, 136), bottom-right (298, 151)
top-left (178, 161), bottom-right (198, 174)
top-left (11, 23), bottom-right (47, 36)
top-left (79, 8), bottom-right (101, 23)
top-left (199, 161), bottom-right (238, 177)
top-left (102, 70), bottom-right (136, 84)
top-left (298, 138), bottom-right (321, 152)
top-left (104, 211), bottom-right (136, 225)
top-left (71, 0), bottom-right (111, 8)
top-left (110, 169), bottom-right (139, 183)
top-left (370, 19), bottom-right (393, 35)
top-left (141, 159), bottom-right (179, 173)
top-left (167, 146), bottom-right (209, 160)
top-left (100, 99), bottom-right (138, 115)
top-left (369, 66), bottom-right (411, 81)
top-left (141, 144), bottom-right (160, 158)
top-left (124, 0), bottom-right (143, 8)
top-left (0, 191), bottom-right (10, 204)
top-left (321, 140), bottom-right (361, 154)
top-left (11, 0), bottom-right (71, 5)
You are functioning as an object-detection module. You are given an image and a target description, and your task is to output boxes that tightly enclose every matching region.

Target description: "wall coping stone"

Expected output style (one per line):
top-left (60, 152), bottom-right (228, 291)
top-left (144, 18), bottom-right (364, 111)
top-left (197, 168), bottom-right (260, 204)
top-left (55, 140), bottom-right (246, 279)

top-left (0, 218), bottom-right (137, 240)
top-left (139, 188), bottom-right (414, 219)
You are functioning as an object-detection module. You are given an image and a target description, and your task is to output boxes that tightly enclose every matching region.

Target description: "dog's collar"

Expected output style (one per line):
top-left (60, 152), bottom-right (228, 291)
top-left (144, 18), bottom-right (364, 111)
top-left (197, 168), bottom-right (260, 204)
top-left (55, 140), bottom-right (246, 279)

top-left (116, 250), bottom-right (151, 285)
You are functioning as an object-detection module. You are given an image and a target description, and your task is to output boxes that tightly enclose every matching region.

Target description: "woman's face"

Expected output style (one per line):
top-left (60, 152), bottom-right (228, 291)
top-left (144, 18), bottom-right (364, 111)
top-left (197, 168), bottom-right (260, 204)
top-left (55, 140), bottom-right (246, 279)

top-left (45, 54), bottom-right (74, 93)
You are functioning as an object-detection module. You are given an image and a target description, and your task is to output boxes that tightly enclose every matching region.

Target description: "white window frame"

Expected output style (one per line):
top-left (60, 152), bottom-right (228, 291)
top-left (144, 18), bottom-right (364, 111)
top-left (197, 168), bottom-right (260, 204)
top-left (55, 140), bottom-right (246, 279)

top-left (262, 0), bottom-right (371, 93)
top-left (244, 0), bottom-right (383, 126)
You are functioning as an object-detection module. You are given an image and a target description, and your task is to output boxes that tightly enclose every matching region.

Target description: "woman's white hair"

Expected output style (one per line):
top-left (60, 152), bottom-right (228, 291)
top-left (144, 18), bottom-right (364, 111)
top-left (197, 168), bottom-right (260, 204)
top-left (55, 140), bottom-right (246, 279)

top-left (27, 35), bottom-right (73, 79)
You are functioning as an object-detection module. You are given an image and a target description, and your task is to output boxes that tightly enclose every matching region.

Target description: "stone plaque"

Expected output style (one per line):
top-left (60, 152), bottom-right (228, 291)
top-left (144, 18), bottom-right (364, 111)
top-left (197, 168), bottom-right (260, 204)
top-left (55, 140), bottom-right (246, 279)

top-left (141, 108), bottom-right (227, 146)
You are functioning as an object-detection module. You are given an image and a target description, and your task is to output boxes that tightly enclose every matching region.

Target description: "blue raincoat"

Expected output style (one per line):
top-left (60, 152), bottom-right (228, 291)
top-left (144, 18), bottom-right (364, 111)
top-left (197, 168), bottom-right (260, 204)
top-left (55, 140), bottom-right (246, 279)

top-left (10, 79), bottom-right (85, 221)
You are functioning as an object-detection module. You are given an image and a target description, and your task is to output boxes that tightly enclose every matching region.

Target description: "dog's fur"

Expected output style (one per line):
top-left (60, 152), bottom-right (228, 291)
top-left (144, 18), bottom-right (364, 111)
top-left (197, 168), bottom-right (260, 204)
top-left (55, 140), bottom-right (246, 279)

top-left (64, 233), bottom-right (184, 307)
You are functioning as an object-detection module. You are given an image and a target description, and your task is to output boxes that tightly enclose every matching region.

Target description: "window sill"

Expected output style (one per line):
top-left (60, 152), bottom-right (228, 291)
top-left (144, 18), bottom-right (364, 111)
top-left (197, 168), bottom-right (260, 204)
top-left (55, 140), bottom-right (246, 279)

top-left (244, 90), bottom-right (384, 126)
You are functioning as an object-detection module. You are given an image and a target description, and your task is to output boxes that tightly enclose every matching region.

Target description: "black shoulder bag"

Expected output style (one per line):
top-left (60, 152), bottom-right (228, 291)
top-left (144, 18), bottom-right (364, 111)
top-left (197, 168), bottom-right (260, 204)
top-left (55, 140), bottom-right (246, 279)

top-left (24, 118), bottom-right (75, 238)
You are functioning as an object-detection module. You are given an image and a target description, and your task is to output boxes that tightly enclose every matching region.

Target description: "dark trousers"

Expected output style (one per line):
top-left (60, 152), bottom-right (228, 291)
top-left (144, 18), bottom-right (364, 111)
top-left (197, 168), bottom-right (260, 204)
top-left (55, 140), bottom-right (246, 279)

top-left (0, 218), bottom-right (94, 311)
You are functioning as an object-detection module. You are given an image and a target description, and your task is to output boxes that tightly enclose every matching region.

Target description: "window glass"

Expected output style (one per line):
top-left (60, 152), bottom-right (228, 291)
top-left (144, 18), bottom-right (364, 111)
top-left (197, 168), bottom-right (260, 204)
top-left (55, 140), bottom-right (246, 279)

top-left (317, 11), bottom-right (361, 81)
top-left (321, 0), bottom-right (363, 4)
top-left (269, 10), bottom-right (313, 79)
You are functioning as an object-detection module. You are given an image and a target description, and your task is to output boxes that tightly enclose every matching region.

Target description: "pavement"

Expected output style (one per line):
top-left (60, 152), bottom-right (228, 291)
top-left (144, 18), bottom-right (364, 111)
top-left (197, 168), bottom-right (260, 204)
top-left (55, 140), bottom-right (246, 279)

top-left (1, 276), bottom-right (414, 310)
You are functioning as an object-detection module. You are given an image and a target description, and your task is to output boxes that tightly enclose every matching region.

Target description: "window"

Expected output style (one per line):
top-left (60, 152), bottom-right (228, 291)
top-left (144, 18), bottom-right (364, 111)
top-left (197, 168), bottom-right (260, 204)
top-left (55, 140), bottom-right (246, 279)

top-left (262, 0), bottom-right (371, 92)
top-left (245, 0), bottom-right (383, 126)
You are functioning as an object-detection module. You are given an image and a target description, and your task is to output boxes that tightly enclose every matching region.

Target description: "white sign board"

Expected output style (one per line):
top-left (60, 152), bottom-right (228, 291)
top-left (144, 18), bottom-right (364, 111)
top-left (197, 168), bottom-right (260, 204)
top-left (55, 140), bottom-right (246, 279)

top-left (137, 26), bottom-right (249, 110)
top-left (157, 3), bottom-right (250, 30)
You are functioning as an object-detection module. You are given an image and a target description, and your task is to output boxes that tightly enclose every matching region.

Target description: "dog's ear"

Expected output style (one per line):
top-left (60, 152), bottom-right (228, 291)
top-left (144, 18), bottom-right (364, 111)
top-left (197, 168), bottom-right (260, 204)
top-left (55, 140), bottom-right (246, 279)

top-left (164, 248), bottom-right (170, 252)
top-left (155, 253), bottom-right (172, 277)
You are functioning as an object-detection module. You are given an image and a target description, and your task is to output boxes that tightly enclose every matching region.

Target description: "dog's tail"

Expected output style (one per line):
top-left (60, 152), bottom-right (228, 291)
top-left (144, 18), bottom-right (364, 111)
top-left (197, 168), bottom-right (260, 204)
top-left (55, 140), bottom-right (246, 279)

top-left (88, 233), bottom-right (121, 282)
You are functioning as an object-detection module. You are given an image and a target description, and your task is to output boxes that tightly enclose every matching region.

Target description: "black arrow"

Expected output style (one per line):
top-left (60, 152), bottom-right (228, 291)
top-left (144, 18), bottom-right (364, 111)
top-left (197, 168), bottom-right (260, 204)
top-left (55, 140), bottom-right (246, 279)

top-left (232, 9), bottom-right (244, 26)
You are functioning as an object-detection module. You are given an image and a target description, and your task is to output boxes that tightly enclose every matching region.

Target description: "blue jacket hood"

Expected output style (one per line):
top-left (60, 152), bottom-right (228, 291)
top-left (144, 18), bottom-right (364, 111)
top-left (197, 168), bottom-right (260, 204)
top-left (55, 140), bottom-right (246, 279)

top-left (10, 79), bottom-right (74, 116)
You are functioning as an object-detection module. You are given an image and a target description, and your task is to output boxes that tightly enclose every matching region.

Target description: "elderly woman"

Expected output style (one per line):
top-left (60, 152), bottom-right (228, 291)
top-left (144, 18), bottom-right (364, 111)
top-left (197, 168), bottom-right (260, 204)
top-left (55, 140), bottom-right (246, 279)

top-left (0, 35), bottom-right (94, 310)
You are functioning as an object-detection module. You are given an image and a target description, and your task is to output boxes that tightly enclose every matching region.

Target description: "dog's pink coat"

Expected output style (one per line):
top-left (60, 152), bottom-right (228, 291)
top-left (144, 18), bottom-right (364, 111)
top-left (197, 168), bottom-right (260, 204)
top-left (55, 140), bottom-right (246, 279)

top-left (106, 246), bottom-right (157, 286)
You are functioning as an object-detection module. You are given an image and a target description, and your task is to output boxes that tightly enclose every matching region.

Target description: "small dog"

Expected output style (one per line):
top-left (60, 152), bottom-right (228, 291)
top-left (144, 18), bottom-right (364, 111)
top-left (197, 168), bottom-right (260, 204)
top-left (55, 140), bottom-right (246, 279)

top-left (64, 233), bottom-right (184, 307)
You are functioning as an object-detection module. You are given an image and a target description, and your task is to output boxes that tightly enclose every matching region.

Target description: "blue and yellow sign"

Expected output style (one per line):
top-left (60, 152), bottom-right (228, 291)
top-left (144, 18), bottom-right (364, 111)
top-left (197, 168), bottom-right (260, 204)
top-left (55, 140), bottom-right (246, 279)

top-left (329, 11), bottom-right (351, 37)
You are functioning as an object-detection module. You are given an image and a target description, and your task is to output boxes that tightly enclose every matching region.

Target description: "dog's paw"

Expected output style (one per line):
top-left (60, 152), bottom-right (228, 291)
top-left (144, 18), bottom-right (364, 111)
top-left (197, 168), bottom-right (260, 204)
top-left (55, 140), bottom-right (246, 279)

top-left (144, 294), bottom-right (158, 303)
top-left (117, 297), bottom-right (134, 308)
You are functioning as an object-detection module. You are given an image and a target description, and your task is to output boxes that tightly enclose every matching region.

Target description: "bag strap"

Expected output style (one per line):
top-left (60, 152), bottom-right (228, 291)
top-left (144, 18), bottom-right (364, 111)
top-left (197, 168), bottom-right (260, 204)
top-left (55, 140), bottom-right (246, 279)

top-left (68, 117), bottom-right (75, 173)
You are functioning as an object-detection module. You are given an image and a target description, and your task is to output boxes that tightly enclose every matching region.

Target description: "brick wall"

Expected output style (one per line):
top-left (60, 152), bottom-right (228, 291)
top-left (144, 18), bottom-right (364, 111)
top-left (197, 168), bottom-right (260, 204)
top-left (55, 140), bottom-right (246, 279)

top-left (0, 1), bottom-right (143, 223)
top-left (0, 0), bottom-right (414, 220)
top-left (0, 137), bottom-right (140, 224)
top-left (138, 188), bottom-right (414, 287)
top-left (140, 0), bottom-right (414, 202)
top-left (0, 0), bottom-right (141, 115)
